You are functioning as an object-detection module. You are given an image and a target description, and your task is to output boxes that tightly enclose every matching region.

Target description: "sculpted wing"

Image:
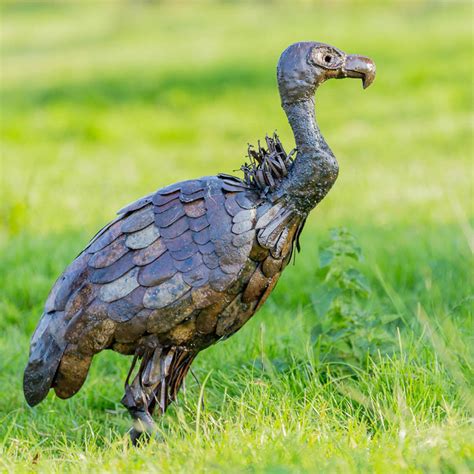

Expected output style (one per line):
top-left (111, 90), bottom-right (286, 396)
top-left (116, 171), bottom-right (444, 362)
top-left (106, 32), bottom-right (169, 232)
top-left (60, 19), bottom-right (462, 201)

top-left (24, 177), bottom-right (260, 404)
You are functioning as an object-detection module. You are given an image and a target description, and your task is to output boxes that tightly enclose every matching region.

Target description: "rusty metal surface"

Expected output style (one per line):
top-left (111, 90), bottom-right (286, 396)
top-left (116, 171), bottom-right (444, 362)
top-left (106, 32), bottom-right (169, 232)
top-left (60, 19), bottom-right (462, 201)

top-left (23, 40), bottom-right (375, 443)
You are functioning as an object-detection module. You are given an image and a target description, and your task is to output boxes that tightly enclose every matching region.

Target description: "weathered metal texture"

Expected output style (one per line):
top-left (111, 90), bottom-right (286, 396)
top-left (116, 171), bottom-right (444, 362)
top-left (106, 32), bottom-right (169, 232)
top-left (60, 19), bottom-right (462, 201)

top-left (53, 346), bottom-right (92, 400)
top-left (23, 40), bottom-right (376, 444)
top-left (21, 173), bottom-right (301, 440)
top-left (25, 175), bottom-right (294, 412)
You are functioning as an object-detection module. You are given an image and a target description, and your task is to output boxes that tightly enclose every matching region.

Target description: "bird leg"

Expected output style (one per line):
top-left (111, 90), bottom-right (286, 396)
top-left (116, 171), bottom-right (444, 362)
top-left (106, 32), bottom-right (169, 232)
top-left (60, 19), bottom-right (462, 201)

top-left (121, 344), bottom-right (164, 445)
top-left (121, 343), bottom-right (196, 445)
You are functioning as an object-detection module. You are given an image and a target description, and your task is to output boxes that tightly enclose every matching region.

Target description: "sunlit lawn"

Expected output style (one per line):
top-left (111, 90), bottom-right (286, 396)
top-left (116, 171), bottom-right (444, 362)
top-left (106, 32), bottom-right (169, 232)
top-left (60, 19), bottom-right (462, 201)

top-left (0, 1), bottom-right (472, 472)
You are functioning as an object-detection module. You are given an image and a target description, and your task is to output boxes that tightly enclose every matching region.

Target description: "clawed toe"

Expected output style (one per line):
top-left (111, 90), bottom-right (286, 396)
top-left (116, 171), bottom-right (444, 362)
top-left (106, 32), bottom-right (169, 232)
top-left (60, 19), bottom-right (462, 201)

top-left (129, 410), bottom-right (156, 445)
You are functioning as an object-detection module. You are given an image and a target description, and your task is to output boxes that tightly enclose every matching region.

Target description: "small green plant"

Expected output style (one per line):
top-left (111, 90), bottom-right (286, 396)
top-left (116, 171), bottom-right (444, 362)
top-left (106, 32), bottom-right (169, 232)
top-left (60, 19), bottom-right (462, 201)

top-left (311, 228), bottom-right (399, 372)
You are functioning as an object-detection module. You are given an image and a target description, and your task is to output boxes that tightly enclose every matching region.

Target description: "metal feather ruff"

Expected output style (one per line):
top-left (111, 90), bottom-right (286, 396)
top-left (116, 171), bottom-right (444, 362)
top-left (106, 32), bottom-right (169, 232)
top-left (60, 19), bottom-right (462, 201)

top-left (241, 133), bottom-right (296, 193)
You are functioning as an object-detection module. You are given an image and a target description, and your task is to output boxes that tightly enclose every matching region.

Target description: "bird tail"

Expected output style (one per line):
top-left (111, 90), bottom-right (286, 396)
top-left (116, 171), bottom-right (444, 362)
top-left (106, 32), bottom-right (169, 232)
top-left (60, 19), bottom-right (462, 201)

top-left (23, 310), bottom-right (68, 407)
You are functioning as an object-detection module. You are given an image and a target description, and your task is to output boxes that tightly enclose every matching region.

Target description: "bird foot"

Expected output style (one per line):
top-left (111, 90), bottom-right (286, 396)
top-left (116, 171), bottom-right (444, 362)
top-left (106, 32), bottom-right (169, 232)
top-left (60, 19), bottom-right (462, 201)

top-left (128, 409), bottom-right (156, 446)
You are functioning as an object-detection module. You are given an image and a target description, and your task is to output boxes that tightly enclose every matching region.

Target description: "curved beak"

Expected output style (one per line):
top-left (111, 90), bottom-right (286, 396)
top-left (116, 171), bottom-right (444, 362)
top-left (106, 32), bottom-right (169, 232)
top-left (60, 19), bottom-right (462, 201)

top-left (341, 54), bottom-right (376, 89)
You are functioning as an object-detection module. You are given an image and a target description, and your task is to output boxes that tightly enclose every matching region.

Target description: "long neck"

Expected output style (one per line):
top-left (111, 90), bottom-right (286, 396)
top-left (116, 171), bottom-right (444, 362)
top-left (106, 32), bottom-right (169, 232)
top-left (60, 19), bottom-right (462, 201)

top-left (281, 97), bottom-right (339, 214)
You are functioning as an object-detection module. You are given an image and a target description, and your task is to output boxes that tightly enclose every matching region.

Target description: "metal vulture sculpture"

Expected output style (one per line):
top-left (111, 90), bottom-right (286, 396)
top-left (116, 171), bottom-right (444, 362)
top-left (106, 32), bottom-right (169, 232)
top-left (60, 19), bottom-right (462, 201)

top-left (24, 42), bottom-right (375, 443)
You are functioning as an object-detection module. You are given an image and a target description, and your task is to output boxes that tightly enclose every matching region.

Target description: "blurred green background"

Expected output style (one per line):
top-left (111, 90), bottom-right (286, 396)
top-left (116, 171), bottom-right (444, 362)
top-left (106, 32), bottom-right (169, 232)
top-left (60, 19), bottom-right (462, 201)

top-left (0, 1), bottom-right (472, 472)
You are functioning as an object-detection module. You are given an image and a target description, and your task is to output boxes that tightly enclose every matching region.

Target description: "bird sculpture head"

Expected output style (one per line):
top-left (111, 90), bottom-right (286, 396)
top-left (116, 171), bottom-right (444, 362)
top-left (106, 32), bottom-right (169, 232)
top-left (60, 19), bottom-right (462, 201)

top-left (277, 41), bottom-right (376, 105)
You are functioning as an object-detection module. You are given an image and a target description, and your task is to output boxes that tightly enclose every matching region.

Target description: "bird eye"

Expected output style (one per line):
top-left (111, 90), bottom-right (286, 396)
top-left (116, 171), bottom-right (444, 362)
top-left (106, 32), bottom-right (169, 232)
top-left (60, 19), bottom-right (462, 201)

top-left (311, 48), bottom-right (342, 69)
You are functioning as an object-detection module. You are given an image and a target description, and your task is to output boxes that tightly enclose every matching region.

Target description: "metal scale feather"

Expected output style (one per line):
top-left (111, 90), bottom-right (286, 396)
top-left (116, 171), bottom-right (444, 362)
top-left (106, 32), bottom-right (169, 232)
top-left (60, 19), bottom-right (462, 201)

top-left (23, 137), bottom-right (304, 443)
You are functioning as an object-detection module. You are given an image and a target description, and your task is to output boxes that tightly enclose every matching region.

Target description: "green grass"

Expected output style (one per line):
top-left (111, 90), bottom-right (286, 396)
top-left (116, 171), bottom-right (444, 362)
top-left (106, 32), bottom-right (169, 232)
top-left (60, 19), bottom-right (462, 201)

top-left (0, 1), bottom-right (473, 472)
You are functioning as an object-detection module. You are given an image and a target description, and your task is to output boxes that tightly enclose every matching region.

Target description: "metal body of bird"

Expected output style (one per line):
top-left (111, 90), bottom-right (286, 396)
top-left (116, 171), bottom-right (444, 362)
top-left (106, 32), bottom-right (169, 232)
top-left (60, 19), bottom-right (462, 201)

top-left (24, 41), bottom-right (375, 443)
